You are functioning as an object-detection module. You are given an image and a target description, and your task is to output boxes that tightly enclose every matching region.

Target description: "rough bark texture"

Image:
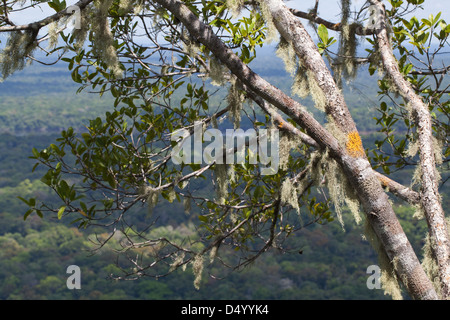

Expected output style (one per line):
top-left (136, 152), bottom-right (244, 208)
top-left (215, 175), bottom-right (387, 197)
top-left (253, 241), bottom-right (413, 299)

top-left (154, 0), bottom-right (439, 299)
top-left (370, 0), bottom-right (450, 299)
top-left (263, 0), bottom-right (438, 300)
top-left (374, 171), bottom-right (420, 205)
top-left (0, 0), bottom-right (94, 32)
top-left (267, 1), bottom-right (357, 134)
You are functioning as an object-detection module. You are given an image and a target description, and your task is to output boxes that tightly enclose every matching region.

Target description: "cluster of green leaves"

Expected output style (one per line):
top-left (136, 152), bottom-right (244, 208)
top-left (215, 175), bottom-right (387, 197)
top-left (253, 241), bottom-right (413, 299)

top-left (16, 0), bottom-right (336, 269)
top-left (317, 24), bottom-right (337, 54)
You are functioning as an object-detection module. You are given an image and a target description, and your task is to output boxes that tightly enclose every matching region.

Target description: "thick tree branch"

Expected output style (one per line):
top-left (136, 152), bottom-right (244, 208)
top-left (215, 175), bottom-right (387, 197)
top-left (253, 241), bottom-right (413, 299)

top-left (245, 83), bottom-right (421, 205)
top-left (374, 171), bottom-right (420, 204)
top-left (0, 0), bottom-right (93, 32)
top-left (272, 3), bottom-right (358, 135)
top-left (370, 0), bottom-right (450, 299)
top-left (288, 8), bottom-right (373, 36)
top-left (154, 0), bottom-right (438, 299)
top-left (262, 0), bottom-right (437, 300)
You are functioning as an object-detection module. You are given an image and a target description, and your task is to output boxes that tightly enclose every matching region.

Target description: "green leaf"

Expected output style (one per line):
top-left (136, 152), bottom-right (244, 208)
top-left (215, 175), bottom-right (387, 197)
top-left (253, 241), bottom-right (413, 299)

top-left (23, 209), bottom-right (34, 221)
top-left (317, 24), bottom-right (328, 42)
top-left (57, 206), bottom-right (66, 219)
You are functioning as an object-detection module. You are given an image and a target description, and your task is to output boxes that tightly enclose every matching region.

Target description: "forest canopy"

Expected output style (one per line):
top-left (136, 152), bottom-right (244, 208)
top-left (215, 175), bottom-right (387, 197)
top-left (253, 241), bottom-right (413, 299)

top-left (0, 0), bottom-right (449, 300)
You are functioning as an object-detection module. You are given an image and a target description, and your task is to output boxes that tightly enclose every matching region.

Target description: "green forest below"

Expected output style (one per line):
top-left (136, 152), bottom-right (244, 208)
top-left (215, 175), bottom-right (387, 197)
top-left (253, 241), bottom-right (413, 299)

top-left (0, 47), bottom-right (446, 300)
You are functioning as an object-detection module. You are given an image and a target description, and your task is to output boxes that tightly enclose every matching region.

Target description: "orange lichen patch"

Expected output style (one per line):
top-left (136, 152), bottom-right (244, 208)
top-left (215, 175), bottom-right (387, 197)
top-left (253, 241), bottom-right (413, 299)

top-left (346, 131), bottom-right (365, 158)
top-left (378, 175), bottom-right (390, 188)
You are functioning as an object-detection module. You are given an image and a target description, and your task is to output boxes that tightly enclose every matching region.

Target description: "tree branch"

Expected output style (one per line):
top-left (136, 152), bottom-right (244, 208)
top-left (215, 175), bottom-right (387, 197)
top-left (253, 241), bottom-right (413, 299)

top-left (370, 0), bottom-right (450, 299)
top-left (155, 0), bottom-right (438, 299)
top-left (0, 0), bottom-right (94, 32)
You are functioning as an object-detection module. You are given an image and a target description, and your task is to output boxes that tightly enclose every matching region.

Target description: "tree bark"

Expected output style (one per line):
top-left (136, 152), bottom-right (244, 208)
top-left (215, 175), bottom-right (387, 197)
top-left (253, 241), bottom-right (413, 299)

top-left (370, 0), bottom-right (450, 299)
top-left (154, 0), bottom-right (439, 300)
top-left (0, 0), bottom-right (94, 32)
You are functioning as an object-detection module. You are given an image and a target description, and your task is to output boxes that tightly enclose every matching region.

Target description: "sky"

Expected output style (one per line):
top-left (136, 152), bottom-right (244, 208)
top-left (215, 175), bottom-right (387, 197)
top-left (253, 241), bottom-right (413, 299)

top-left (287, 0), bottom-right (450, 22)
top-left (2, 0), bottom-right (449, 45)
top-left (8, 0), bottom-right (450, 25)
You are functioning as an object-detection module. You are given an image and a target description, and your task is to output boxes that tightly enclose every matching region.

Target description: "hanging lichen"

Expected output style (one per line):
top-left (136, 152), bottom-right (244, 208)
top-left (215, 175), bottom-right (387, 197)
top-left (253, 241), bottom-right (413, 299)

top-left (91, 0), bottom-right (123, 78)
top-left (118, 0), bottom-right (134, 14)
top-left (139, 185), bottom-right (160, 215)
top-left (47, 21), bottom-right (61, 51)
top-left (169, 251), bottom-right (186, 273)
top-left (278, 133), bottom-right (300, 171)
top-left (421, 232), bottom-right (441, 297)
top-left (432, 134), bottom-right (444, 165)
top-left (307, 70), bottom-right (327, 112)
top-left (421, 217), bottom-right (450, 299)
top-left (182, 28), bottom-right (201, 58)
top-left (192, 254), bottom-right (204, 290)
top-left (332, 0), bottom-right (360, 85)
top-left (324, 157), bottom-right (346, 229)
top-left (292, 65), bottom-right (310, 98)
top-left (411, 164), bottom-right (422, 189)
top-left (276, 38), bottom-right (297, 76)
top-left (227, 77), bottom-right (244, 129)
top-left (226, 0), bottom-right (245, 18)
top-left (0, 30), bottom-right (38, 79)
top-left (214, 163), bottom-right (229, 205)
top-left (166, 187), bottom-right (176, 203)
top-left (280, 178), bottom-right (300, 215)
top-left (312, 147), bottom-right (362, 227)
top-left (340, 23), bottom-right (359, 80)
top-left (406, 138), bottom-right (419, 158)
top-left (133, 0), bottom-right (145, 15)
top-left (183, 196), bottom-right (191, 215)
top-left (364, 219), bottom-right (404, 300)
top-left (324, 117), bottom-right (347, 148)
top-left (255, 0), bottom-right (278, 43)
top-left (209, 244), bottom-right (219, 264)
top-left (70, 5), bottom-right (92, 52)
top-left (209, 56), bottom-right (227, 86)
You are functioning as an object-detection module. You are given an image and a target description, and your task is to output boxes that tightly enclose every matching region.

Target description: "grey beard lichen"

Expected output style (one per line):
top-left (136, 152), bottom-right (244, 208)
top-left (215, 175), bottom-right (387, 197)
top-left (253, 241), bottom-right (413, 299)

top-left (276, 38), bottom-right (297, 76)
top-left (311, 148), bottom-right (362, 228)
top-left (332, 0), bottom-right (360, 86)
top-left (255, 0), bottom-right (278, 44)
top-left (364, 219), bottom-right (404, 300)
top-left (292, 65), bottom-right (310, 99)
top-left (214, 163), bottom-right (229, 205)
top-left (421, 231), bottom-right (441, 297)
top-left (226, 0), bottom-right (245, 18)
top-left (278, 132), bottom-right (300, 171)
top-left (0, 30), bottom-right (38, 79)
top-left (118, 0), bottom-right (134, 14)
top-left (432, 134), bottom-right (445, 166)
top-left (308, 70), bottom-right (327, 112)
top-left (227, 77), bottom-right (244, 129)
top-left (291, 65), bottom-right (327, 112)
top-left (183, 197), bottom-right (191, 215)
top-left (71, 6), bottom-right (92, 52)
top-left (192, 254), bottom-right (204, 290)
top-left (420, 216), bottom-right (450, 300)
top-left (139, 185), bottom-right (160, 215)
top-left (209, 244), bottom-right (219, 264)
top-left (169, 251), bottom-right (186, 273)
top-left (280, 178), bottom-right (301, 216)
top-left (47, 20), bottom-right (63, 51)
top-left (183, 29), bottom-right (201, 59)
top-left (91, 0), bottom-right (123, 78)
top-left (339, 23), bottom-right (359, 80)
top-left (209, 56), bottom-right (228, 87)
